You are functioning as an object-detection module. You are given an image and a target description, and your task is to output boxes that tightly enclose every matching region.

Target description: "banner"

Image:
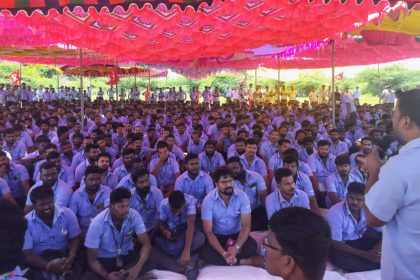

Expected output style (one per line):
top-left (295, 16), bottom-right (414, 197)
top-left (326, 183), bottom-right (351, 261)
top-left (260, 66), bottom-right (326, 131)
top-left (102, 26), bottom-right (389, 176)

top-left (106, 68), bottom-right (119, 85)
top-left (8, 70), bottom-right (20, 85)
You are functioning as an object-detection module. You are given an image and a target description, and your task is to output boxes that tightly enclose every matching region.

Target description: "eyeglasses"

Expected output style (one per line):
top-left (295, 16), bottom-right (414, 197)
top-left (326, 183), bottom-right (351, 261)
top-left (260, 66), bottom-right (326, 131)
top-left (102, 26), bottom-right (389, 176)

top-left (262, 236), bottom-right (282, 254)
top-left (218, 179), bottom-right (233, 185)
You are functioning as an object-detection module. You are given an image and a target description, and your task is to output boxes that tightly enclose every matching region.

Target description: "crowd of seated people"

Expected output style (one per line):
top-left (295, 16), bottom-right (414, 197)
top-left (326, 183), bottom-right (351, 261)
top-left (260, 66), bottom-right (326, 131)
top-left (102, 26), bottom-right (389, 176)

top-left (0, 82), bottom-right (400, 280)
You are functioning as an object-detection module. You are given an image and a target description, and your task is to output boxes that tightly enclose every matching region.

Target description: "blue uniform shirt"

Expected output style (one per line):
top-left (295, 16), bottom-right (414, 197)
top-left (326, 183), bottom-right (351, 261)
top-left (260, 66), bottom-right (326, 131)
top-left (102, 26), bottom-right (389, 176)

top-left (265, 189), bottom-right (310, 219)
top-left (325, 172), bottom-right (358, 208)
top-left (23, 206), bottom-right (81, 255)
top-left (270, 171), bottom-right (314, 197)
top-left (69, 185), bottom-right (111, 234)
top-left (26, 179), bottom-right (73, 207)
top-left (160, 193), bottom-right (196, 231)
top-left (240, 154), bottom-right (268, 177)
top-left (1, 162), bottom-right (30, 198)
top-left (259, 141), bottom-right (278, 162)
top-left (199, 152), bottom-right (226, 174)
top-left (113, 164), bottom-right (131, 183)
top-left (201, 188), bottom-right (251, 235)
top-left (3, 141), bottom-right (26, 162)
top-left (308, 153), bottom-right (337, 186)
top-left (130, 186), bottom-right (163, 232)
top-left (329, 141), bottom-right (349, 157)
top-left (0, 177), bottom-right (11, 199)
top-left (175, 170), bottom-right (214, 204)
top-left (85, 208), bottom-right (147, 258)
top-left (326, 200), bottom-right (367, 242)
top-left (117, 173), bottom-right (158, 190)
top-left (268, 153), bottom-right (283, 172)
top-left (234, 170), bottom-right (266, 210)
top-left (187, 139), bottom-right (205, 154)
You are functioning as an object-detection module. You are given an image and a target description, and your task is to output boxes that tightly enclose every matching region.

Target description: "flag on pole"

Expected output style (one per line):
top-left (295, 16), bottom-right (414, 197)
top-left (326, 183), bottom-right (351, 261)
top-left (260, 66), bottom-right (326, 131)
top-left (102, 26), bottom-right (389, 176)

top-left (335, 72), bottom-right (344, 81)
top-left (106, 68), bottom-right (119, 85)
top-left (8, 70), bottom-right (20, 85)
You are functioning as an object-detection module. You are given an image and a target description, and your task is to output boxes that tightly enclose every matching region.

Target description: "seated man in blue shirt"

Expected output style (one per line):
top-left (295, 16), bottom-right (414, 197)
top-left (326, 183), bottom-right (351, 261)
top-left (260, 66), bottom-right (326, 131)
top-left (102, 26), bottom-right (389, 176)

top-left (240, 138), bottom-right (268, 185)
top-left (83, 188), bottom-right (156, 280)
top-left (327, 182), bottom-right (381, 272)
top-left (278, 154), bottom-right (319, 212)
top-left (325, 155), bottom-right (359, 208)
top-left (150, 141), bottom-right (180, 195)
top-left (69, 166), bottom-right (111, 237)
top-left (227, 156), bottom-right (268, 231)
top-left (0, 150), bottom-right (30, 207)
top-left (200, 167), bottom-right (262, 267)
top-left (264, 207), bottom-right (331, 280)
top-left (154, 190), bottom-right (204, 279)
top-left (25, 161), bottom-right (73, 214)
top-left (308, 140), bottom-right (337, 208)
top-left (266, 168), bottom-right (310, 219)
top-left (199, 140), bottom-right (225, 175)
top-left (23, 187), bottom-right (81, 280)
top-left (128, 168), bottom-right (163, 239)
top-left (175, 153), bottom-right (214, 207)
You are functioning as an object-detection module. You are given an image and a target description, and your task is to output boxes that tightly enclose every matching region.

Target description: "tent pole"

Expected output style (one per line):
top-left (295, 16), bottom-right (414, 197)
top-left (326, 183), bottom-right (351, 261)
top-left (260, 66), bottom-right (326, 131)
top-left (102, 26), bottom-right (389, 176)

top-left (115, 58), bottom-right (119, 101)
top-left (377, 64), bottom-right (380, 95)
top-left (56, 65), bottom-right (60, 89)
top-left (277, 56), bottom-right (280, 104)
top-left (19, 63), bottom-right (22, 87)
top-left (254, 68), bottom-right (257, 89)
top-left (79, 48), bottom-right (85, 131)
top-left (331, 40), bottom-right (336, 128)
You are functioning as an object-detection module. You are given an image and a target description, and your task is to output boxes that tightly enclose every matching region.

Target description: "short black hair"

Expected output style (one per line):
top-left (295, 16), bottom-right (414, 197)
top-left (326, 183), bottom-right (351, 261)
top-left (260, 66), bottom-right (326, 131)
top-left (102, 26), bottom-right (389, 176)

top-left (2, 128), bottom-right (14, 136)
top-left (335, 155), bottom-right (350, 165)
top-left (122, 148), bottom-right (136, 157)
top-left (30, 186), bottom-right (54, 205)
top-left (131, 167), bottom-right (149, 183)
top-left (226, 156), bottom-right (241, 165)
top-left (204, 140), bottom-right (215, 148)
top-left (0, 200), bottom-right (27, 274)
top-left (269, 207), bottom-right (331, 280)
top-left (396, 89), bottom-right (420, 128)
top-left (278, 139), bottom-right (291, 146)
top-left (110, 188), bottom-right (131, 204)
top-left (284, 148), bottom-right (299, 158)
top-left (274, 168), bottom-right (293, 183)
top-left (361, 137), bottom-right (372, 144)
top-left (184, 153), bottom-right (199, 164)
top-left (39, 161), bottom-right (58, 174)
top-left (168, 190), bottom-right (186, 210)
top-left (347, 182), bottom-right (365, 195)
top-left (46, 151), bottom-right (61, 161)
top-left (85, 143), bottom-right (100, 153)
top-left (283, 154), bottom-right (299, 166)
top-left (245, 138), bottom-right (258, 146)
top-left (35, 135), bottom-right (51, 144)
top-left (212, 166), bottom-right (233, 183)
top-left (156, 141), bottom-right (169, 150)
top-left (317, 140), bottom-right (331, 147)
top-left (97, 152), bottom-right (111, 161)
top-left (84, 165), bottom-right (103, 178)
top-left (56, 126), bottom-right (69, 138)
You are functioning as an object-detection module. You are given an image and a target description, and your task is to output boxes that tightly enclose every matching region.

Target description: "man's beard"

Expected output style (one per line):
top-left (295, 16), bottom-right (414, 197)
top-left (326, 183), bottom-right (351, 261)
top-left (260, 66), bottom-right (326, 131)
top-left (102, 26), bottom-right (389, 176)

top-left (221, 187), bottom-right (234, 196)
top-left (137, 187), bottom-right (150, 196)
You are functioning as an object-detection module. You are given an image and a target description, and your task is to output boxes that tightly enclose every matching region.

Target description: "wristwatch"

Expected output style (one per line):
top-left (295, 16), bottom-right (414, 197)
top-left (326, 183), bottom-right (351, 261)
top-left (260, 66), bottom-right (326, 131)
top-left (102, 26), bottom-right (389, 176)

top-left (234, 244), bottom-right (241, 253)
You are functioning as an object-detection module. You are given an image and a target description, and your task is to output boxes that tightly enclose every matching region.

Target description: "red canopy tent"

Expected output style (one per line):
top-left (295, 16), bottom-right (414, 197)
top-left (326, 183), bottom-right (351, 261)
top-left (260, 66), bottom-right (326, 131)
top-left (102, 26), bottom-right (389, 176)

top-left (2, 0), bottom-right (390, 64)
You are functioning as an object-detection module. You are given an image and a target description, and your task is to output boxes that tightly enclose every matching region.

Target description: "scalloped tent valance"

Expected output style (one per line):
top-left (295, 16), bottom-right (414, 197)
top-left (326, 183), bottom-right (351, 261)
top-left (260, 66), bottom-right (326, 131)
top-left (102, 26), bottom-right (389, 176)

top-left (0, 0), bottom-right (214, 15)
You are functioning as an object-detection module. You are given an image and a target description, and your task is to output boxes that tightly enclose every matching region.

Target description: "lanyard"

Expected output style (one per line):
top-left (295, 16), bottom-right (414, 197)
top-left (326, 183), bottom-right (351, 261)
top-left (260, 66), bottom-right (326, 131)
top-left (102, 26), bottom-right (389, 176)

top-left (111, 225), bottom-right (124, 256)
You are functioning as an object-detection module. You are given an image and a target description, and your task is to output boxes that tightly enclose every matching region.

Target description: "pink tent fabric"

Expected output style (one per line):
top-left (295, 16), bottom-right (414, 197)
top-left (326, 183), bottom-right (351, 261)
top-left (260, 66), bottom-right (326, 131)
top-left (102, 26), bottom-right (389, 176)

top-left (2, 0), bottom-right (389, 64)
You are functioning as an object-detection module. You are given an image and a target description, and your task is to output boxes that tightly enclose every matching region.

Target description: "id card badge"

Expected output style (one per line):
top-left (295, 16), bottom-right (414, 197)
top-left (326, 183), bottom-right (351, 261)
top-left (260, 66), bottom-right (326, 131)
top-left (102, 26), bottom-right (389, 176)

top-left (116, 255), bottom-right (123, 268)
